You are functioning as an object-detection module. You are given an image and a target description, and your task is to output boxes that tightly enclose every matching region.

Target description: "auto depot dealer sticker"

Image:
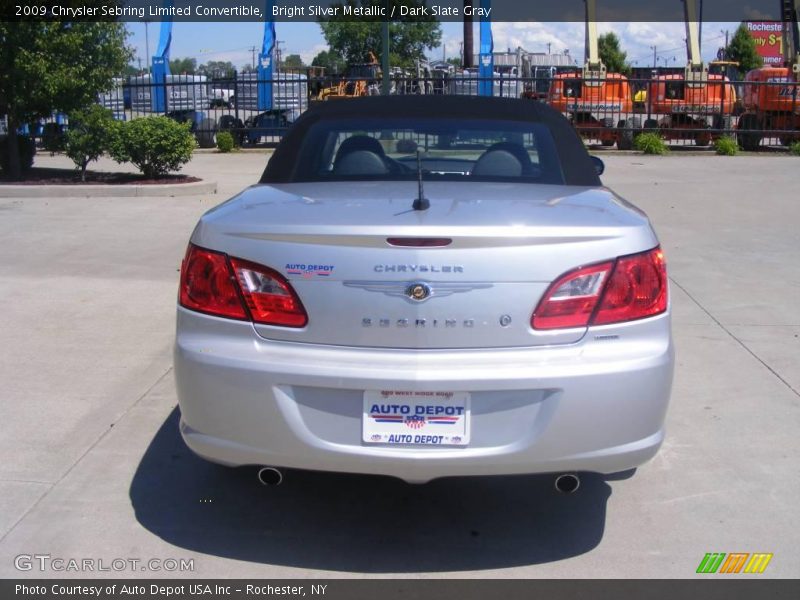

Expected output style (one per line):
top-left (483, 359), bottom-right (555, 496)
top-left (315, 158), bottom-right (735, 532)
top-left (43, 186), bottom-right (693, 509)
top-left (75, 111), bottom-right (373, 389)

top-left (363, 390), bottom-right (470, 446)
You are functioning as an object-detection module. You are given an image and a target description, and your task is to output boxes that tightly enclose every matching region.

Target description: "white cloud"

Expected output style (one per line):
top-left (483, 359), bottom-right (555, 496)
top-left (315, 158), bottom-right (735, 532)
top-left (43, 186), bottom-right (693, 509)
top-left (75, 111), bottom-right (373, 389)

top-left (299, 43), bottom-right (328, 66)
top-left (483, 21), bottom-right (736, 68)
top-left (490, 22), bottom-right (584, 56)
top-left (196, 49), bottom-right (254, 70)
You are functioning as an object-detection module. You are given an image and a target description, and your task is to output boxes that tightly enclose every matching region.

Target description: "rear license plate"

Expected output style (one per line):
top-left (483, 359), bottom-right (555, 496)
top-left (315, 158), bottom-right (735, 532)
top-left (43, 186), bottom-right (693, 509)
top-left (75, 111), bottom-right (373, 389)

top-left (362, 390), bottom-right (470, 446)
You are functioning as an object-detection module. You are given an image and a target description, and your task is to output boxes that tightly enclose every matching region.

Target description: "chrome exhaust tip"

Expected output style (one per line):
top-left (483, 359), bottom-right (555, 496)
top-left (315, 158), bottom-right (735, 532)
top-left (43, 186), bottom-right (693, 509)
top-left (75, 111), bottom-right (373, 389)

top-left (257, 467), bottom-right (283, 486)
top-left (554, 473), bottom-right (580, 494)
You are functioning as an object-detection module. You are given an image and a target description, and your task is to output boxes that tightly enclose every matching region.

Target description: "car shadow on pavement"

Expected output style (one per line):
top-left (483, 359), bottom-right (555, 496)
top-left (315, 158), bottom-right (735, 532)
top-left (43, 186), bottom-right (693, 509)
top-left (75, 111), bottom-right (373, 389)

top-left (130, 408), bottom-right (614, 572)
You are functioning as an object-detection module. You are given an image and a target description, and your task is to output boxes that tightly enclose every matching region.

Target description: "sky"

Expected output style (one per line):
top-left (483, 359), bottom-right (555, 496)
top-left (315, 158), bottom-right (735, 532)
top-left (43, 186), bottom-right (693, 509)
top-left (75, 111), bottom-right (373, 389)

top-left (124, 20), bottom-right (740, 71)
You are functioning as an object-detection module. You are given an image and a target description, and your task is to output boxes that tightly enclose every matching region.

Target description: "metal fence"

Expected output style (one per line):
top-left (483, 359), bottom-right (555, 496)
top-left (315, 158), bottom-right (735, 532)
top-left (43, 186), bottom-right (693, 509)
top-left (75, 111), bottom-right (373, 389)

top-left (35, 73), bottom-right (800, 151)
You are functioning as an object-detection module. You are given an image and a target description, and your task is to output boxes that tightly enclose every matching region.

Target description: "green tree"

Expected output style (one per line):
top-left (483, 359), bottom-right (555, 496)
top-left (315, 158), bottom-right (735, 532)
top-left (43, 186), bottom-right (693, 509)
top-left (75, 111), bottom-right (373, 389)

top-left (311, 50), bottom-right (346, 74)
top-left (598, 32), bottom-right (631, 75)
top-left (281, 54), bottom-right (305, 69)
top-left (197, 60), bottom-right (236, 79)
top-left (0, 19), bottom-right (131, 179)
top-left (724, 23), bottom-right (763, 74)
top-left (169, 57), bottom-right (197, 75)
top-left (319, 1), bottom-right (441, 68)
top-left (64, 105), bottom-right (116, 182)
top-left (122, 64), bottom-right (142, 77)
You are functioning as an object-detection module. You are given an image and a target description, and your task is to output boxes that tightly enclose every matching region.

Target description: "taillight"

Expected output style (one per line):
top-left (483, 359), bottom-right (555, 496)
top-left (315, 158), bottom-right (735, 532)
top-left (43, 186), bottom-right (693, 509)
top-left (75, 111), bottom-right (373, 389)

top-left (179, 244), bottom-right (307, 328)
top-left (532, 247), bottom-right (667, 330)
top-left (531, 261), bottom-right (613, 330)
top-left (592, 247), bottom-right (667, 325)
top-left (179, 245), bottom-right (247, 320)
top-left (229, 258), bottom-right (308, 328)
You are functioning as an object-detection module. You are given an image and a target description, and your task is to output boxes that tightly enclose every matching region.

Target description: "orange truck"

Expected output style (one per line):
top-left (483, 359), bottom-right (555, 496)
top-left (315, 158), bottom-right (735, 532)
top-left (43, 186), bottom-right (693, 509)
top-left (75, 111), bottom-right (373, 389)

top-left (547, 0), bottom-right (639, 149)
top-left (737, 0), bottom-right (800, 150)
top-left (644, 0), bottom-right (736, 146)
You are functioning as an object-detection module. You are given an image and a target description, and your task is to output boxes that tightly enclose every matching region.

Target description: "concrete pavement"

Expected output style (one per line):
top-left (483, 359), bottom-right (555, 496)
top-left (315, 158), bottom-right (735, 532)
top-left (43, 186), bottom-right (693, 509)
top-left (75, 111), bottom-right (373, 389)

top-left (0, 152), bottom-right (797, 578)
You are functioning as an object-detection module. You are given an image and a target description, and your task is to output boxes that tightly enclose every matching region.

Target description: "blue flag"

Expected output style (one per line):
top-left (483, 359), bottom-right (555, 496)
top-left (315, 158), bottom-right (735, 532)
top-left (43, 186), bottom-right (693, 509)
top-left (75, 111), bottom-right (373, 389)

top-left (258, 1), bottom-right (276, 111)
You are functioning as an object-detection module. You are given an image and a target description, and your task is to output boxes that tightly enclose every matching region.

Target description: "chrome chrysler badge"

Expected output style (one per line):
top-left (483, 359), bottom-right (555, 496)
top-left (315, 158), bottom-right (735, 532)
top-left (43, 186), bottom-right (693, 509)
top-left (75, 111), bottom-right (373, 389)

top-left (407, 283), bottom-right (431, 301)
top-left (343, 280), bottom-right (492, 303)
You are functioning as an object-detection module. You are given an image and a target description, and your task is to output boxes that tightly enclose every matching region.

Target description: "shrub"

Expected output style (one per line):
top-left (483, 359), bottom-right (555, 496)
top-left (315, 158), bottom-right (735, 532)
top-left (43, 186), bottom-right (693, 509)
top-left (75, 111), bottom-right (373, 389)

top-left (216, 130), bottom-right (235, 153)
top-left (0, 134), bottom-right (36, 173)
top-left (714, 135), bottom-right (739, 156)
top-left (65, 105), bottom-right (116, 181)
top-left (790, 141), bottom-right (800, 157)
top-left (109, 116), bottom-right (195, 179)
top-left (634, 132), bottom-right (669, 155)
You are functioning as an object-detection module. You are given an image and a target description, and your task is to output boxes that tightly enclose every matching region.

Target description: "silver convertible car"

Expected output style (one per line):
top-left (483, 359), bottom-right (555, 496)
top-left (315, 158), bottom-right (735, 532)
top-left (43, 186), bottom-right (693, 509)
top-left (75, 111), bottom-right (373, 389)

top-left (175, 96), bottom-right (673, 490)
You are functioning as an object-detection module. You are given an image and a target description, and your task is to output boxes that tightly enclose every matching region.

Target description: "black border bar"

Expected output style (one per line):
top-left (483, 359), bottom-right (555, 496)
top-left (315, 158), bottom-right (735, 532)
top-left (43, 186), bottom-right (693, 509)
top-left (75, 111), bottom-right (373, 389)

top-left (4, 579), bottom-right (800, 600)
top-left (2, 0), bottom-right (790, 23)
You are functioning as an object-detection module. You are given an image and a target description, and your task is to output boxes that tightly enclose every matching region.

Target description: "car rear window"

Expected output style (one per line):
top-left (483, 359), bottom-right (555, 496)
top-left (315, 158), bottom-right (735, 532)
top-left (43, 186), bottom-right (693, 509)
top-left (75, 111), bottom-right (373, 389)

top-left (288, 118), bottom-right (565, 185)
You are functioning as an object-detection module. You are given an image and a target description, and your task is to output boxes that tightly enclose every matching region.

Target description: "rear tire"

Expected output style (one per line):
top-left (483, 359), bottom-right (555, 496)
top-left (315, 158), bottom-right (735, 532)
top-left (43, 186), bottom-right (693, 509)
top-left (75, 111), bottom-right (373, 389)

top-left (617, 118), bottom-right (640, 150)
top-left (694, 133), bottom-right (711, 147)
top-left (218, 115), bottom-right (245, 146)
top-left (737, 114), bottom-right (761, 151)
top-left (196, 118), bottom-right (217, 148)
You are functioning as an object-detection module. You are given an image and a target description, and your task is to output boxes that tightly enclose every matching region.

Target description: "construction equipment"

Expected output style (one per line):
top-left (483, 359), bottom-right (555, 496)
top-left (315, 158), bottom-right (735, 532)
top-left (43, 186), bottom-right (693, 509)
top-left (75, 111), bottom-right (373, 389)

top-left (645, 0), bottom-right (736, 146)
top-left (546, 0), bottom-right (638, 149)
top-left (738, 0), bottom-right (800, 150)
top-left (509, 50), bottom-right (576, 101)
top-left (315, 53), bottom-right (381, 100)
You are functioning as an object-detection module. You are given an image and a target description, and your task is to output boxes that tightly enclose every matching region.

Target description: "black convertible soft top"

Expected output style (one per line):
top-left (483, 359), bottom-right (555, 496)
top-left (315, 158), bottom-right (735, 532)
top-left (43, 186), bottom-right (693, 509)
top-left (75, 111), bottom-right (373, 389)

top-left (260, 95), bottom-right (601, 187)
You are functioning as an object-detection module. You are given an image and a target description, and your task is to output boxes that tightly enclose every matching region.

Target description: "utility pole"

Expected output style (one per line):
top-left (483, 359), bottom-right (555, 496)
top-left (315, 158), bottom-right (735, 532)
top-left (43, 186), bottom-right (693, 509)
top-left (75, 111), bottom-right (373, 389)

top-left (144, 21), bottom-right (150, 74)
top-left (463, 0), bottom-right (474, 68)
top-left (698, 0), bottom-right (704, 56)
top-left (547, 42), bottom-right (551, 54)
top-left (250, 45), bottom-right (258, 69)
top-left (381, 6), bottom-right (390, 95)
top-left (650, 45), bottom-right (657, 68)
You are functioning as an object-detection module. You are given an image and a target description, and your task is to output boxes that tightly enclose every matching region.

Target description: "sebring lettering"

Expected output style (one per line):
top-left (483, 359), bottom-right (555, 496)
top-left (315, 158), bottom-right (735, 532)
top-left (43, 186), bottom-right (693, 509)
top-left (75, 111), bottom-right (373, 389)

top-left (362, 318), bottom-right (475, 328)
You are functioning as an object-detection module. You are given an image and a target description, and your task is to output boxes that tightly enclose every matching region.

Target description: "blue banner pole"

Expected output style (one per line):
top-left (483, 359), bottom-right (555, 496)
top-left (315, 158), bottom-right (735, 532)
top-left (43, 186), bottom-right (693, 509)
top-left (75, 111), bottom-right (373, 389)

top-left (478, 0), bottom-right (493, 96)
top-left (151, 1), bottom-right (173, 112)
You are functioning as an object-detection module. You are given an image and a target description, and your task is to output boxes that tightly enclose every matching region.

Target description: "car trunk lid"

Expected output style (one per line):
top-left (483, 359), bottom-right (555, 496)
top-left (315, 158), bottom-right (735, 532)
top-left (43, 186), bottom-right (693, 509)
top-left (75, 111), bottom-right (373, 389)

top-left (191, 181), bottom-right (657, 349)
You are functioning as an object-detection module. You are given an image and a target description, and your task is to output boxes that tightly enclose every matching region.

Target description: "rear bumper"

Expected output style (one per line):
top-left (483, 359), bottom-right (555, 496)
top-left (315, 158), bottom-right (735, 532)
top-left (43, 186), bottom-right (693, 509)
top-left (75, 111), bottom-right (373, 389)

top-left (175, 308), bottom-right (674, 483)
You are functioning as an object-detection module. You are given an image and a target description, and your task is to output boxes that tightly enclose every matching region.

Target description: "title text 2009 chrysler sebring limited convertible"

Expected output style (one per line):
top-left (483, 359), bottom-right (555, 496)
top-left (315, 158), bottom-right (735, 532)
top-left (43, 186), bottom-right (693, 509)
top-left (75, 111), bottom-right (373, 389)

top-left (175, 96), bottom-right (673, 487)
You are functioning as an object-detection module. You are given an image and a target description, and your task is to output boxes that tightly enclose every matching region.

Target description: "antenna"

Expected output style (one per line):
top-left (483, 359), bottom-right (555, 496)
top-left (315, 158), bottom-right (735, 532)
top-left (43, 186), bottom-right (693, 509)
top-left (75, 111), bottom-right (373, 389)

top-left (413, 148), bottom-right (430, 211)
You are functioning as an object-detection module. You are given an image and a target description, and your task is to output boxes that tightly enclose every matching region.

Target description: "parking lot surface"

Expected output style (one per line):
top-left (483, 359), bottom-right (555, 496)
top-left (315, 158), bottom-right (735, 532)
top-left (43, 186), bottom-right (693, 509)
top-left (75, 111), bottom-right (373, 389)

top-left (0, 151), bottom-right (797, 578)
